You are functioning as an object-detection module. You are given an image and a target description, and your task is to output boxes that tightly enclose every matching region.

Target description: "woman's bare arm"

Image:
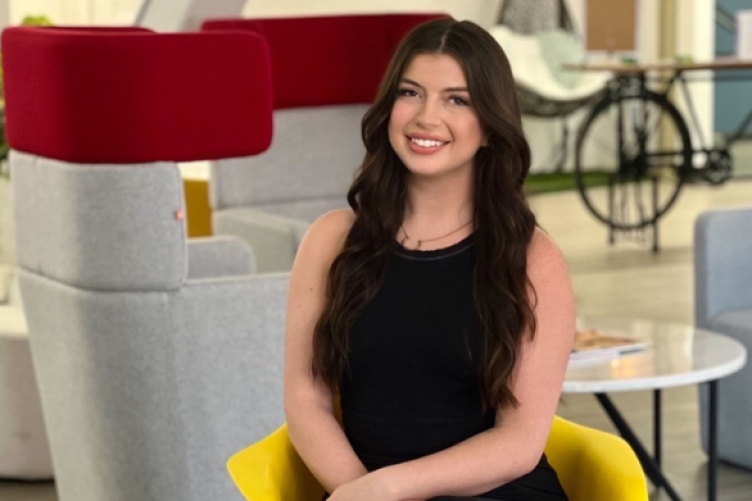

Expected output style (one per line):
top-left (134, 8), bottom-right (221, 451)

top-left (284, 208), bottom-right (369, 494)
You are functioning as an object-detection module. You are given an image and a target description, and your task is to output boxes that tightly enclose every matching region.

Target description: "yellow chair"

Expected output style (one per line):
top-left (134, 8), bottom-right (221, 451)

top-left (227, 416), bottom-right (648, 501)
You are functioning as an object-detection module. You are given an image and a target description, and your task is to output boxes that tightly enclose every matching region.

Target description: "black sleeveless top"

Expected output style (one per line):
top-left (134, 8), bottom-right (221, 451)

top-left (339, 234), bottom-right (568, 501)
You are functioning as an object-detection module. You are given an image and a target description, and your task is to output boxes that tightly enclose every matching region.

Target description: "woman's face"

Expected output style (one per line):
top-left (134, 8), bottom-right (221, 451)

top-left (388, 53), bottom-right (486, 180)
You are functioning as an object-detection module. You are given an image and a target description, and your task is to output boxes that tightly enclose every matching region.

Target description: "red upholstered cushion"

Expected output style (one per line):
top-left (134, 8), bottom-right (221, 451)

top-left (1, 27), bottom-right (273, 164)
top-left (202, 14), bottom-right (446, 109)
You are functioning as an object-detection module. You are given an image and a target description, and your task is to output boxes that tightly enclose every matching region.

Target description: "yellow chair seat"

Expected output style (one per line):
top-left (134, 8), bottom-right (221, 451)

top-left (228, 415), bottom-right (648, 501)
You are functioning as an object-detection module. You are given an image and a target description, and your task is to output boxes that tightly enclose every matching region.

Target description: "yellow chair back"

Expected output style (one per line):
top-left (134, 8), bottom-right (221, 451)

top-left (546, 416), bottom-right (648, 500)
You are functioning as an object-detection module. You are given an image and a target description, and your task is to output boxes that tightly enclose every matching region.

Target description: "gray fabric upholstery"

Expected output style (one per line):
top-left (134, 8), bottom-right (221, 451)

top-left (700, 309), bottom-right (752, 470)
top-left (213, 197), bottom-right (345, 273)
top-left (14, 151), bottom-right (290, 500)
top-left (695, 206), bottom-right (752, 470)
top-left (694, 206), bottom-right (752, 328)
top-left (210, 105), bottom-right (366, 210)
top-left (250, 196), bottom-right (350, 223)
top-left (210, 105), bottom-right (365, 271)
top-left (11, 151), bottom-right (187, 291)
top-left (19, 271), bottom-right (288, 501)
top-left (187, 236), bottom-right (256, 279)
top-left (170, 277), bottom-right (287, 486)
top-left (213, 209), bottom-right (305, 273)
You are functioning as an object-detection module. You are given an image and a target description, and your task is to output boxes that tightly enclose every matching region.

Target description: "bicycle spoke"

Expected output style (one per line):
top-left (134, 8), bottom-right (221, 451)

top-left (634, 177), bottom-right (647, 224)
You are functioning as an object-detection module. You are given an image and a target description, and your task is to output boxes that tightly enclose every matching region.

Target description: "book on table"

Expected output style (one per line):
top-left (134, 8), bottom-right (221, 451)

top-left (570, 329), bottom-right (647, 365)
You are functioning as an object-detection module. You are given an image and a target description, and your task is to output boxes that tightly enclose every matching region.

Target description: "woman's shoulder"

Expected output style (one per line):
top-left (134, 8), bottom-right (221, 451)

top-left (308, 208), bottom-right (356, 243)
top-left (527, 227), bottom-right (567, 274)
top-left (297, 208), bottom-right (356, 264)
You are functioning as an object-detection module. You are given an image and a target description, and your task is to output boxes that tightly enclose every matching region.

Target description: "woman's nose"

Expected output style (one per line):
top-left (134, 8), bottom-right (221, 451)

top-left (415, 98), bottom-right (441, 128)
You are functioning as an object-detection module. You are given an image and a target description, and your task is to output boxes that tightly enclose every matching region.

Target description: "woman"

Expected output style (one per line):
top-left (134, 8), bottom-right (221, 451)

top-left (284, 17), bottom-right (575, 501)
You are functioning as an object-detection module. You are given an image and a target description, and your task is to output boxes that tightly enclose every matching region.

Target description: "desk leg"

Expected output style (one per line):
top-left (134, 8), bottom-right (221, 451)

top-left (595, 393), bottom-right (682, 501)
top-left (654, 389), bottom-right (662, 469)
top-left (708, 381), bottom-right (718, 501)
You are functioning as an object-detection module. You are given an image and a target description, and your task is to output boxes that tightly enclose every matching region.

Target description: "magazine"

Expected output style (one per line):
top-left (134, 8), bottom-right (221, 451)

top-left (570, 329), bottom-right (647, 366)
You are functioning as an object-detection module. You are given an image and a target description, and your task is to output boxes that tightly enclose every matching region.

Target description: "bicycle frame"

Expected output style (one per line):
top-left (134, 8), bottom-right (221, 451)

top-left (606, 68), bottom-right (741, 185)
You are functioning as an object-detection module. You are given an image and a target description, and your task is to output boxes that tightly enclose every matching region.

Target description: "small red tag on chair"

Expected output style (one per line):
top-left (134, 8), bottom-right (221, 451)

top-left (175, 210), bottom-right (184, 221)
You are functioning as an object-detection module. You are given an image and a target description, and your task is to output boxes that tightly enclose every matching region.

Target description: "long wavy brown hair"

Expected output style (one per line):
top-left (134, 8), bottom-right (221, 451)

top-left (312, 18), bottom-right (537, 411)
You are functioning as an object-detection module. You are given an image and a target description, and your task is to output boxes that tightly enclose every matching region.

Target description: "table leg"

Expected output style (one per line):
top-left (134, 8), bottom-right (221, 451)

top-left (595, 393), bottom-right (683, 501)
top-left (708, 380), bottom-right (718, 501)
top-left (654, 389), bottom-right (662, 469)
top-left (608, 176), bottom-right (615, 245)
top-left (652, 176), bottom-right (659, 253)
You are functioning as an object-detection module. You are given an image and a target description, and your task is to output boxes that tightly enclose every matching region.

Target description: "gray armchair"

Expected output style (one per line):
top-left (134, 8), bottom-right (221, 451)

top-left (695, 205), bottom-right (752, 470)
top-left (4, 26), bottom-right (287, 501)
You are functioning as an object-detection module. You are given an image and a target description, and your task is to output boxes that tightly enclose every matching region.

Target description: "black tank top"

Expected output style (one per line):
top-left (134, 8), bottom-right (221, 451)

top-left (339, 234), bottom-right (568, 501)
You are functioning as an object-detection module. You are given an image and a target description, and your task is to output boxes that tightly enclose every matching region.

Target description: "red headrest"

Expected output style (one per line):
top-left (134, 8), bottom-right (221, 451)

top-left (202, 14), bottom-right (446, 109)
top-left (1, 26), bottom-right (273, 164)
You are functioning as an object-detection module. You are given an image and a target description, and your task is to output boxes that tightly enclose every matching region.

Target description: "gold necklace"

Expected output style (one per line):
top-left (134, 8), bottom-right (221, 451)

top-left (399, 220), bottom-right (473, 250)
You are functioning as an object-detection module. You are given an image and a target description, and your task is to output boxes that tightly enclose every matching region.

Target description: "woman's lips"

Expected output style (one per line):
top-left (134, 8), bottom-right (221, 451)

top-left (406, 135), bottom-right (448, 155)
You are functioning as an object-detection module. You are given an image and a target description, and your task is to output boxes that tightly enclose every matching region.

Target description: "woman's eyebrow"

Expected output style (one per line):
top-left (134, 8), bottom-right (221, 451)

top-left (399, 78), bottom-right (468, 93)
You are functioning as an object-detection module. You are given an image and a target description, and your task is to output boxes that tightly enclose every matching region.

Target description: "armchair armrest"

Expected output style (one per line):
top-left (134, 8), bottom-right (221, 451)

top-left (187, 236), bottom-right (256, 279)
top-left (227, 424), bottom-right (324, 501)
top-left (213, 209), bottom-right (310, 273)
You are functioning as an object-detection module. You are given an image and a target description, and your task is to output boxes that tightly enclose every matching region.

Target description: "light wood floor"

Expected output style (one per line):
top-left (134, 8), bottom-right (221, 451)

top-left (2, 179), bottom-right (751, 501)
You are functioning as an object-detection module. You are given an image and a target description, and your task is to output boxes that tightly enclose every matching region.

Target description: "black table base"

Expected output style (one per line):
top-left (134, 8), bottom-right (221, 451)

top-left (595, 380), bottom-right (718, 501)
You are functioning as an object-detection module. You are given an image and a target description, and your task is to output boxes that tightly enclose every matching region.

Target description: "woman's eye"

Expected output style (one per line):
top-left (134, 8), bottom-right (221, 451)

top-left (450, 95), bottom-right (469, 106)
top-left (397, 88), bottom-right (418, 97)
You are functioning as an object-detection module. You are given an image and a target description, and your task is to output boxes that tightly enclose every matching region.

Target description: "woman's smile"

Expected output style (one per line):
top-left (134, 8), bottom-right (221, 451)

top-left (406, 134), bottom-right (450, 155)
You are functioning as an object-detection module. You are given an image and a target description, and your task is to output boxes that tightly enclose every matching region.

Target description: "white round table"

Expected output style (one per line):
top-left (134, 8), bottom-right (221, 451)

top-left (565, 318), bottom-right (746, 392)
top-left (563, 318), bottom-right (747, 501)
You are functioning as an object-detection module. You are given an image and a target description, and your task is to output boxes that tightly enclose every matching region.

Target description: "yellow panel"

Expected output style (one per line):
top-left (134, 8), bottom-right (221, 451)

top-left (183, 179), bottom-right (213, 237)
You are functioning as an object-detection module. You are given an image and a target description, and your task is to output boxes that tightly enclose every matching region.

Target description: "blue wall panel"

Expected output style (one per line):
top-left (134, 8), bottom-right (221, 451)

top-left (715, 0), bottom-right (752, 134)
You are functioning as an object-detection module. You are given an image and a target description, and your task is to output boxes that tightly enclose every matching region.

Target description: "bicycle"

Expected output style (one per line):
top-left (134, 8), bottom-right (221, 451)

top-left (568, 59), bottom-right (752, 250)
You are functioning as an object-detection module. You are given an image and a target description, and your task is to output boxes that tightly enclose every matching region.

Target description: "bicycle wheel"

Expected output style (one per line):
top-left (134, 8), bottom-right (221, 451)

top-left (574, 90), bottom-right (692, 230)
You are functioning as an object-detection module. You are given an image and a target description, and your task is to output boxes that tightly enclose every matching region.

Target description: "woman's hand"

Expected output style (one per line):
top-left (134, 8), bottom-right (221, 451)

top-left (328, 470), bottom-right (405, 501)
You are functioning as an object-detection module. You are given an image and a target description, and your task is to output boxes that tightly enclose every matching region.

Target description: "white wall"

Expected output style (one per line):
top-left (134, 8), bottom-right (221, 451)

top-left (9, 0), bottom-right (140, 25)
top-left (0, 0), bottom-right (9, 31)
top-left (99, 0), bottom-right (148, 25)
top-left (8, 0), bottom-right (502, 27)
top-left (244, 0), bottom-right (500, 26)
top-left (676, 0), bottom-right (716, 150)
top-left (10, 0), bottom-right (82, 24)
